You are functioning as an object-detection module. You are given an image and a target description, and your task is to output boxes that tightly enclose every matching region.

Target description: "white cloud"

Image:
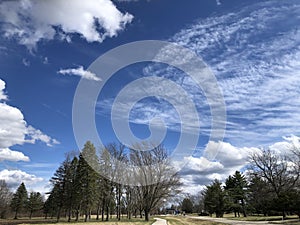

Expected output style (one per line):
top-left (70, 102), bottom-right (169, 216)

top-left (179, 136), bottom-right (300, 194)
top-left (0, 169), bottom-right (43, 189)
top-left (58, 66), bottom-right (101, 81)
top-left (0, 148), bottom-right (29, 162)
top-left (205, 141), bottom-right (260, 167)
top-left (138, 1), bottom-right (300, 147)
top-left (98, 0), bottom-right (300, 149)
top-left (27, 126), bottom-right (60, 147)
top-left (178, 140), bottom-right (262, 194)
top-left (0, 79), bottom-right (59, 162)
top-left (22, 58), bottom-right (30, 67)
top-left (0, 102), bottom-right (28, 148)
top-left (0, 0), bottom-right (133, 49)
top-left (0, 79), bottom-right (7, 101)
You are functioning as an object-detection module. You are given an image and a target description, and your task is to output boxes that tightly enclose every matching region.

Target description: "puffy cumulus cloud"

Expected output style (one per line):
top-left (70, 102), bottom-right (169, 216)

top-left (180, 156), bottom-right (224, 176)
top-left (0, 148), bottom-right (29, 162)
top-left (0, 79), bottom-right (7, 101)
top-left (178, 141), bottom-right (261, 194)
top-left (0, 79), bottom-right (59, 162)
top-left (0, 102), bottom-right (28, 148)
top-left (0, 169), bottom-right (43, 189)
top-left (205, 141), bottom-right (260, 168)
top-left (58, 66), bottom-right (101, 81)
top-left (270, 135), bottom-right (300, 155)
top-left (0, 0), bottom-right (133, 49)
top-left (179, 137), bottom-right (300, 194)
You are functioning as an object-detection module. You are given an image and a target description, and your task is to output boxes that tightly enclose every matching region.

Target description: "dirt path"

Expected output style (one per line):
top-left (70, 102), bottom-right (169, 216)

top-left (188, 216), bottom-right (271, 225)
top-left (152, 217), bottom-right (168, 225)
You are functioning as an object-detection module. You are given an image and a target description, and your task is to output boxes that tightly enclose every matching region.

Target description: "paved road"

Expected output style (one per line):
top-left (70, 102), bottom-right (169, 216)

top-left (152, 217), bottom-right (168, 225)
top-left (188, 216), bottom-right (271, 225)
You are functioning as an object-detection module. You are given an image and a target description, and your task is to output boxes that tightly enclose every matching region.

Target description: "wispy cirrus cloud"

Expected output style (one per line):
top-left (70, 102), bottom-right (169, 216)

top-left (164, 1), bottom-right (300, 146)
top-left (58, 66), bottom-right (101, 81)
top-left (97, 0), bottom-right (300, 148)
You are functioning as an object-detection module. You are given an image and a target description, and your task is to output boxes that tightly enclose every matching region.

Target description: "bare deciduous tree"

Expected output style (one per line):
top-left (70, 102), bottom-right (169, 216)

top-left (130, 143), bottom-right (182, 221)
top-left (250, 148), bottom-right (300, 218)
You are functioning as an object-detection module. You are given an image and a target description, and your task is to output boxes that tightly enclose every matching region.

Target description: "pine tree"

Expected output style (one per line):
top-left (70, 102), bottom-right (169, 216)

top-left (181, 198), bottom-right (194, 213)
top-left (203, 180), bottom-right (225, 218)
top-left (224, 171), bottom-right (248, 217)
top-left (10, 182), bottom-right (28, 219)
top-left (76, 141), bottom-right (99, 222)
top-left (50, 154), bottom-right (78, 222)
top-left (27, 192), bottom-right (44, 219)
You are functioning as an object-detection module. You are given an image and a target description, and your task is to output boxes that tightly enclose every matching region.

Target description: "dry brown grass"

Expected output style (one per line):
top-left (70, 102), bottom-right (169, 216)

top-left (0, 217), bottom-right (153, 225)
top-left (163, 216), bottom-right (226, 225)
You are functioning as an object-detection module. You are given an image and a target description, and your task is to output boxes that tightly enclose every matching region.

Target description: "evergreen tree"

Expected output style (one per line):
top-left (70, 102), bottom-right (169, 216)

top-left (181, 197), bottom-right (193, 213)
top-left (50, 154), bottom-right (74, 221)
top-left (248, 175), bottom-right (273, 216)
top-left (27, 192), bottom-right (44, 219)
top-left (76, 141), bottom-right (99, 222)
top-left (203, 180), bottom-right (225, 218)
top-left (10, 182), bottom-right (28, 219)
top-left (224, 171), bottom-right (248, 217)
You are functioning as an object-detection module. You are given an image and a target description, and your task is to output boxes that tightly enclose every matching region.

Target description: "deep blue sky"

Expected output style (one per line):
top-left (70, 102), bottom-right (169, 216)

top-left (0, 0), bottom-right (299, 193)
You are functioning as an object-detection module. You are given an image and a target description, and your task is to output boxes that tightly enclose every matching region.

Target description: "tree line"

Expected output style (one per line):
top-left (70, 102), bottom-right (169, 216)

top-left (182, 147), bottom-right (300, 219)
top-left (2, 142), bottom-right (299, 221)
top-left (0, 141), bottom-right (181, 222)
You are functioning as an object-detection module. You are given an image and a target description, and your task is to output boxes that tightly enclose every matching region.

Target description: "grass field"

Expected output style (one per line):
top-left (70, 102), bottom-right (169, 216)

top-left (0, 217), bottom-right (154, 225)
top-left (160, 216), bottom-right (226, 225)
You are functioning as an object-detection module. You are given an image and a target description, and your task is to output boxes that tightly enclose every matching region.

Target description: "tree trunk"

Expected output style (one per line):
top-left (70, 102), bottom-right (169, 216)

top-left (29, 210), bottom-right (33, 219)
top-left (75, 205), bottom-right (80, 222)
top-left (68, 208), bottom-right (71, 222)
top-left (106, 205), bottom-right (109, 221)
top-left (14, 210), bottom-right (18, 219)
top-left (282, 210), bottom-right (286, 220)
top-left (84, 210), bottom-right (89, 222)
top-left (241, 199), bottom-right (247, 217)
top-left (145, 210), bottom-right (149, 221)
top-left (96, 203), bottom-right (100, 220)
top-left (56, 207), bottom-right (61, 222)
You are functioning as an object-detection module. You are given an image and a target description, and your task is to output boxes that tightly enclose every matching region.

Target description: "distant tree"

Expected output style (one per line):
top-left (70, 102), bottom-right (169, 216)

top-left (224, 171), bottom-right (248, 217)
top-left (0, 180), bottom-right (12, 219)
top-left (203, 180), bottom-right (225, 218)
top-left (27, 192), bottom-right (44, 219)
top-left (191, 192), bottom-right (205, 214)
top-left (250, 148), bottom-right (300, 218)
top-left (181, 197), bottom-right (193, 213)
top-left (10, 182), bottom-right (28, 219)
